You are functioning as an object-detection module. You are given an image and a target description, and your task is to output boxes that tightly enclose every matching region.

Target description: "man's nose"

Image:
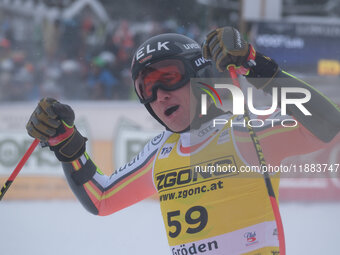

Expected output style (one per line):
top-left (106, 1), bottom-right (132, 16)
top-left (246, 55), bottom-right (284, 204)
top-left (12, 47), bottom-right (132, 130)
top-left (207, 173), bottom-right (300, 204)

top-left (156, 88), bottom-right (171, 102)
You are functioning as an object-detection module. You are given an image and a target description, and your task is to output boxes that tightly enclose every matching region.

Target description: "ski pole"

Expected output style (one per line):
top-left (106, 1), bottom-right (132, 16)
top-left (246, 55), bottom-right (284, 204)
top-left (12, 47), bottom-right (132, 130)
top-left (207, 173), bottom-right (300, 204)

top-left (227, 65), bottom-right (286, 255)
top-left (0, 138), bottom-right (40, 201)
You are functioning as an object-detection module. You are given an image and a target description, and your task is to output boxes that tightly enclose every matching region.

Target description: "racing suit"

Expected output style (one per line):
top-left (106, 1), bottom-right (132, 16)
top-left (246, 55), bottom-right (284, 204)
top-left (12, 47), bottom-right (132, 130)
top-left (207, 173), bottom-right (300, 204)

top-left (61, 70), bottom-right (340, 255)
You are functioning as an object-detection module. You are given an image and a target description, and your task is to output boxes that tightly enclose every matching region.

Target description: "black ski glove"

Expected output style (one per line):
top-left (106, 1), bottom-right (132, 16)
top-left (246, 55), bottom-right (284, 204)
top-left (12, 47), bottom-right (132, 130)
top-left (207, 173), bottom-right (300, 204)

top-left (26, 97), bottom-right (87, 162)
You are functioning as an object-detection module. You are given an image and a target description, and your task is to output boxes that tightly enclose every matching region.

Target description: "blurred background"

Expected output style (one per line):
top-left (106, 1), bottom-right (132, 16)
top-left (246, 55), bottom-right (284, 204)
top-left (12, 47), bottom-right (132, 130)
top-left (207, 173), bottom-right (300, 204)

top-left (0, 0), bottom-right (340, 102)
top-left (0, 0), bottom-right (339, 254)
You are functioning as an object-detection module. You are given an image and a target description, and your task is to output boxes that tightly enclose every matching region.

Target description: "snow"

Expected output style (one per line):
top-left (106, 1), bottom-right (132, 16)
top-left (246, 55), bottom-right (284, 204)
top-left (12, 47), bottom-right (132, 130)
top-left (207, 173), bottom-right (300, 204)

top-left (1, 200), bottom-right (339, 255)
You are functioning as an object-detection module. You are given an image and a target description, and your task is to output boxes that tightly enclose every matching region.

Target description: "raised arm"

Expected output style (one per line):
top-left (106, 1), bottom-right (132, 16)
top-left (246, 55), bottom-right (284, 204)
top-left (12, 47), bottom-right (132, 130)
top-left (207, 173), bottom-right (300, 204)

top-left (203, 26), bottom-right (340, 142)
top-left (246, 53), bottom-right (340, 142)
top-left (26, 98), bottom-right (166, 216)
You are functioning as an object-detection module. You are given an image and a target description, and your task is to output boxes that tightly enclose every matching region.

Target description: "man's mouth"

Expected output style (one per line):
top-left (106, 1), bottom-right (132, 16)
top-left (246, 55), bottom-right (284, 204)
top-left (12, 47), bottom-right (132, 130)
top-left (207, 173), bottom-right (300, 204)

top-left (164, 105), bottom-right (179, 116)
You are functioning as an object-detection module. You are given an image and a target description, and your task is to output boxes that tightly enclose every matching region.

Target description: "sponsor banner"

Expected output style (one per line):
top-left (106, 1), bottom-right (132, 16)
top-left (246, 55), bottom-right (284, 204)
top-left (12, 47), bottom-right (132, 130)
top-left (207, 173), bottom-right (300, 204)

top-left (0, 176), bottom-right (74, 200)
top-left (251, 21), bottom-right (340, 75)
top-left (0, 101), bottom-right (157, 140)
top-left (0, 102), bottom-right (339, 201)
top-left (0, 133), bottom-right (60, 176)
top-left (0, 120), bottom-right (91, 176)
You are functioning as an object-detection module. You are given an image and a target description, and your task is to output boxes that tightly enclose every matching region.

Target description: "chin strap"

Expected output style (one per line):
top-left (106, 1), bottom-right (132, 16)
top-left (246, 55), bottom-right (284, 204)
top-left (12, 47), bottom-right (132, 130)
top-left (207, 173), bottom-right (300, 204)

top-left (144, 103), bottom-right (169, 129)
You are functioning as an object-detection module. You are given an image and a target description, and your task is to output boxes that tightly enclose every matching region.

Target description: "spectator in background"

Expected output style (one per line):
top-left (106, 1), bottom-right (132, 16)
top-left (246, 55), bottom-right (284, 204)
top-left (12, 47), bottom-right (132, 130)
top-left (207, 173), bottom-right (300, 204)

top-left (59, 20), bottom-right (82, 59)
top-left (118, 68), bottom-right (134, 100)
top-left (0, 58), bottom-right (13, 101)
top-left (87, 56), bottom-right (118, 100)
top-left (111, 20), bottom-right (135, 68)
top-left (60, 59), bottom-right (85, 100)
top-left (7, 51), bottom-right (36, 101)
top-left (0, 15), bottom-right (212, 102)
top-left (39, 63), bottom-right (63, 100)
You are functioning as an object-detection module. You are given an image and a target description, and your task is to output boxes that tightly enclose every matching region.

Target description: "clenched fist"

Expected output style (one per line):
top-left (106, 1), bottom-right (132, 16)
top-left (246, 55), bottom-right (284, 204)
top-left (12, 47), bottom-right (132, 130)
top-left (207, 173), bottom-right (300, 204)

top-left (26, 98), bottom-right (86, 162)
top-left (202, 26), bottom-right (256, 73)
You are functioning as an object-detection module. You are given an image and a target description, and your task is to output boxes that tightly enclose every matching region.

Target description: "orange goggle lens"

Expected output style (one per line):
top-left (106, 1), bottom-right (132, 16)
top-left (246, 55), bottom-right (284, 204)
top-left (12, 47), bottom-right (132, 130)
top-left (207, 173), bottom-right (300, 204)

top-left (134, 59), bottom-right (188, 103)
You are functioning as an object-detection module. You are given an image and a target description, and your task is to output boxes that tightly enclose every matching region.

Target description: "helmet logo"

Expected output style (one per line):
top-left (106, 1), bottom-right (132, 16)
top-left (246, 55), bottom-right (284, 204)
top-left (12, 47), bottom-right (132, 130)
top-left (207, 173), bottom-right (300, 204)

top-left (183, 43), bottom-right (200, 50)
top-left (136, 41), bottom-right (170, 61)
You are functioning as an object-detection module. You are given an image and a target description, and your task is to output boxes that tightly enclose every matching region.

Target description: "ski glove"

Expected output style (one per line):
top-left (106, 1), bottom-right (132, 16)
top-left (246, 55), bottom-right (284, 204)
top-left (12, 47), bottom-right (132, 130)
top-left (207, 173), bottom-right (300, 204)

top-left (26, 97), bottom-right (87, 162)
top-left (202, 26), bottom-right (256, 74)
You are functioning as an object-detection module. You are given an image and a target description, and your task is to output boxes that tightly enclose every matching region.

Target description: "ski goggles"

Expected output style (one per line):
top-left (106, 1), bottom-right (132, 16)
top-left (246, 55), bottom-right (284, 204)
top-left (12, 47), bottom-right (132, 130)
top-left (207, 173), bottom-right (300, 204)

top-left (134, 58), bottom-right (196, 104)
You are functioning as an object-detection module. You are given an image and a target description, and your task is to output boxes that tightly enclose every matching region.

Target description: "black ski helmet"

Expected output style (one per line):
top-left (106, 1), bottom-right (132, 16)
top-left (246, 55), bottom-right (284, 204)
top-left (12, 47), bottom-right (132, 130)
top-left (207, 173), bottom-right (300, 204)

top-left (131, 33), bottom-right (212, 132)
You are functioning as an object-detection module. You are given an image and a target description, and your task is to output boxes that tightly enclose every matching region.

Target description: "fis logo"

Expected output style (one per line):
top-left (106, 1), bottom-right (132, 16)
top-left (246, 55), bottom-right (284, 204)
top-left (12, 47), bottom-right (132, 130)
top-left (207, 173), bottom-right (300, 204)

top-left (244, 232), bottom-right (258, 246)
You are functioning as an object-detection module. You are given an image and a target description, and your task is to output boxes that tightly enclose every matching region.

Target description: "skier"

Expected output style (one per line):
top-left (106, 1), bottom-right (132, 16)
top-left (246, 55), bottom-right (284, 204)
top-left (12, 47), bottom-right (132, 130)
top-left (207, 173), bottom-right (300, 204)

top-left (26, 27), bottom-right (340, 254)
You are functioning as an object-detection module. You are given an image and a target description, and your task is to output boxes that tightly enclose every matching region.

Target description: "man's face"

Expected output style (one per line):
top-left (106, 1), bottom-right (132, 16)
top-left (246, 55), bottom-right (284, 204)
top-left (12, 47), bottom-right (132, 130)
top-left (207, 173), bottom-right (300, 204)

top-left (150, 83), bottom-right (197, 132)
